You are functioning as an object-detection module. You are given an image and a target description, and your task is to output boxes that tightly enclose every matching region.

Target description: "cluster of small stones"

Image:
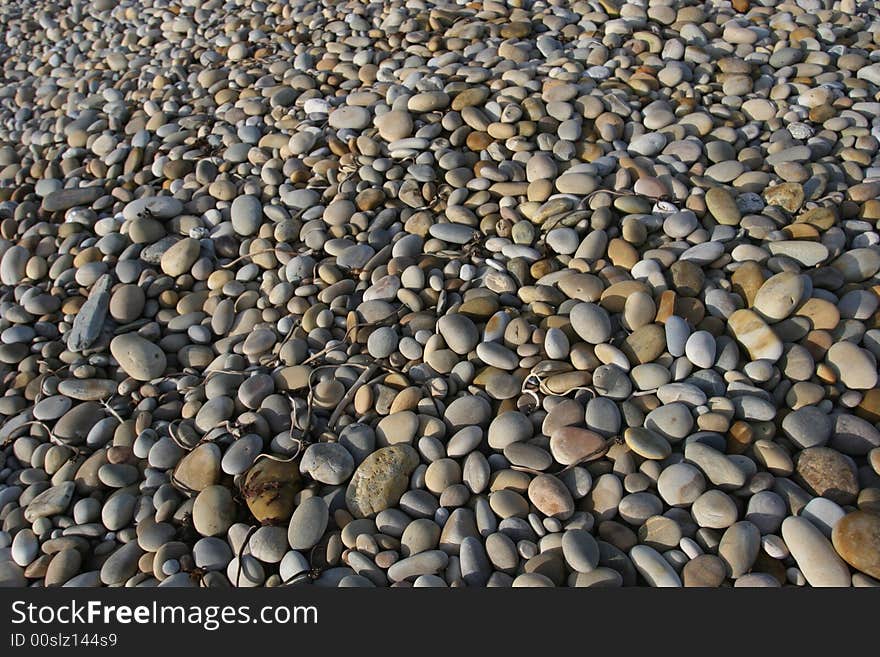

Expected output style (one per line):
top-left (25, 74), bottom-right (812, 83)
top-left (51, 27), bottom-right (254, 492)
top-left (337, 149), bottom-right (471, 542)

top-left (2, 0), bottom-right (880, 589)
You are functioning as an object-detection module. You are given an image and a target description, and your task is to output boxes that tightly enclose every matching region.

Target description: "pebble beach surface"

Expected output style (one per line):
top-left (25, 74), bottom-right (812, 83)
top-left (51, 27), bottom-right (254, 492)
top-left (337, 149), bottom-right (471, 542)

top-left (1, 0), bottom-right (880, 589)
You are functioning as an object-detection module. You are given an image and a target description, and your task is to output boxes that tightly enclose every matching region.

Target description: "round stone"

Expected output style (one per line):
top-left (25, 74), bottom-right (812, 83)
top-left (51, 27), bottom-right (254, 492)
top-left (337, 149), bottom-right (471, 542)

top-left (561, 529), bottom-right (600, 573)
top-left (346, 445), bottom-right (420, 518)
top-left (160, 238), bottom-right (200, 277)
top-left (832, 511), bottom-right (880, 580)
top-left (569, 303), bottom-right (612, 344)
top-left (718, 521), bottom-right (761, 578)
top-left (288, 496), bottom-right (329, 551)
top-left (795, 447), bottom-right (859, 505)
top-left (685, 331), bottom-right (716, 369)
top-left (193, 538), bottom-right (232, 571)
top-left (300, 443), bottom-right (355, 485)
top-left (329, 105), bottom-right (371, 130)
top-left (706, 188), bottom-right (741, 226)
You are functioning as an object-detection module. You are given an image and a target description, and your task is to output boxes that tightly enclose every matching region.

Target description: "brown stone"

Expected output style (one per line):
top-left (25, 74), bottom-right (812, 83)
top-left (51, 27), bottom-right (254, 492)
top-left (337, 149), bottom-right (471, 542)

top-left (728, 309), bottom-right (783, 362)
top-left (549, 427), bottom-right (606, 466)
top-left (705, 187), bottom-right (741, 226)
top-left (782, 223), bottom-right (819, 240)
top-left (466, 131), bottom-right (493, 151)
top-left (794, 298), bottom-right (840, 331)
top-left (655, 290), bottom-right (676, 323)
top-left (621, 323), bottom-right (666, 365)
top-left (458, 296), bottom-right (499, 319)
top-left (831, 511), bottom-right (880, 579)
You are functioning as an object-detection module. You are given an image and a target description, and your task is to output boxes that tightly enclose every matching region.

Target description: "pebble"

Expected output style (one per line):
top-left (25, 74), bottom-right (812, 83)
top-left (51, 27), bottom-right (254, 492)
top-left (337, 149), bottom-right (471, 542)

top-left (831, 414), bottom-right (880, 456)
top-left (528, 475), bottom-right (574, 520)
top-left (100, 541), bottom-right (144, 586)
top-left (624, 428), bottom-right (671, 461)
top-left (227, 556), bottom-right (265, 588)
top-left (629, 545), bottom-right (681, 587)
top-left (437, 314), bottom-right (479, 355)
top-left (657, 463), bottom-right (706, 507)
top-left (230, 196), bottom-right (263, 236)
top-left (782, 517), bottom-right (851, 587)
top-left (161, 238), bottom-right (200, 278)
top-left (0, 0), bottom-right (878, 591)
top-left (550, 427), bottom-right (605, 466)
top-left (718, 522), bottom-right (761, 578)
top-left (45, 550), bottom-right (82, 587)
top-left (692, 491), bottom-right (739, 529)
top-left (11, 529), bottom-right (38, 567)
top-left (826, 342), bottom-right (878, 390)
top-left (795, 447), bottom-right (859, 505)
top-left (569, 303), bottom-right (611, 344)
top-left (832, 511), bottom-right (880, 580)
top-left (221, 435), bottom-right (264, 476)
top-left (346, 446), bottom-right (419, 518)
top-left (685, 331), bottom-right (715, 369)
top-left (193, 486), bottom-right (236, 537)
top-left (728, 310), bottom-right (784, 362)
top-left (23, 482), bottom-right (75, 523)
top-left (753, 273), bottom-right (808, 322)
top-left (387, 551), bottom-right (449, 583)
top-left (782, 407), bottom-right (832, 449)
top-left (110, 333), bottom-right (167, 381)
top-left (193, 538), bottom-right (233, 572)
top-left (287, 496), bottom-right (329, 553)
top-left (300, 443), bottom-right (355, 485)
top-left (682, 554), bottom-right (726, 588)
top-left (561, 530), bottom-right (600, 574)
top-left (279, 551), bottom-right (310, 582)
top-left (174, 443), bottom-right (222, 492)
top-left (801, 498), bottom-right (845, 538)
top-left (685, 442), bottom-right (746, 490)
